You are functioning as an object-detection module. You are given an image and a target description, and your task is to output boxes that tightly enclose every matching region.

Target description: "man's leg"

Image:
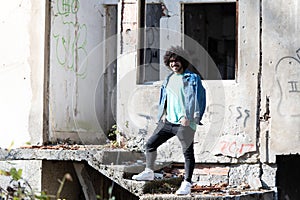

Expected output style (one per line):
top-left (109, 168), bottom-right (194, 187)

top-left (176, 126), bottom-right (195, 194)
top-left (145, 121), bottom-right (174, 169)
top-left (132, 121), bottom-right (174, 180)
top-left (183, 142), bottom-right (195, 182)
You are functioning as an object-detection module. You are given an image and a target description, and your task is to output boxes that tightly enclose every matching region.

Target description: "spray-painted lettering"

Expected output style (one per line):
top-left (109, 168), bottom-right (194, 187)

top-left (275, 48), bottom-right (300, 116)
top-left (56, 0), bottom-right (79, 16)
top-left (52, 0), bottom-right (88, 78)
top-left (288, 81), bottom-right (300, 93)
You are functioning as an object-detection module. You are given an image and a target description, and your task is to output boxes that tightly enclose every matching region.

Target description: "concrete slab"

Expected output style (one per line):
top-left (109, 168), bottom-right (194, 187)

top-left (140, 190), bottom-right (275, 200)
top-left (0, 146), bottom-right (166, 195)
top-left (0, 147), bottom-right (276, 198)
top-left (0, 146), bottom-right (144, 165)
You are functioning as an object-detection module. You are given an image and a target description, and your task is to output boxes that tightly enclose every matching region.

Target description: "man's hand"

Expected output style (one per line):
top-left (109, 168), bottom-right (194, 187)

top-left (180, 117), bottom-right (190, 126)
top-left (161, 114), bottom-right (166, 123)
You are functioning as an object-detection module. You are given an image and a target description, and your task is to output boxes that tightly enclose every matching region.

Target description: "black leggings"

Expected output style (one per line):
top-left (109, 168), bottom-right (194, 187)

top-left (146, 120), bottom-right (195, 182)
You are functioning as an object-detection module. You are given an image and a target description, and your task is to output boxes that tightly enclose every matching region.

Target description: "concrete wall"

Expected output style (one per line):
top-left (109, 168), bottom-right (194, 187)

top-left (117, 0), bottom-right (260, 164)
top-left (0, 0), bottom-right (118, 147)
top-left (116, 0), bottom-right (141, 140)
top-left (0, 160), bottom-right (42, 194)
top-left (0, 0), bottom-right (45, 147)
top-left (49, 0), bottom-right (118, 144)
top-left (261, 0), bottom-right (300, 163)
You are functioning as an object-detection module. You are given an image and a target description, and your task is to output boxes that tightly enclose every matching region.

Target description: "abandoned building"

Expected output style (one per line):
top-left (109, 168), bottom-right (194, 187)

top-left (0, 0), bottom-right (299, 199)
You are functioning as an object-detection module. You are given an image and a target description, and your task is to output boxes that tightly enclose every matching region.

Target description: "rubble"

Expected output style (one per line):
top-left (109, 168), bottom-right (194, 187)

top-left (21, 144), bottom-right (83, 150)
top-left (130, 163), bottom-right (272, 198)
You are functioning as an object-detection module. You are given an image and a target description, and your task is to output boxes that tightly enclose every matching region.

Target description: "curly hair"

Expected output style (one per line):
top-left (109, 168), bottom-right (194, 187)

top-left (163, 46), bottom-right (190, 70)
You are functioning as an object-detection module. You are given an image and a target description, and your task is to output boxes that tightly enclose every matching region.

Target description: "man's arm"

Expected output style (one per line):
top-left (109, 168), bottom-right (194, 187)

top-left (195, 75), bottom-right (206, 124)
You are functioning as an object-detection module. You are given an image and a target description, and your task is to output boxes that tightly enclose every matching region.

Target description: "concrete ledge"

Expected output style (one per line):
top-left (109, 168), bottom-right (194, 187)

top-left (0, 146), bottom-right (147, 195)
top-left (0, 147), bottom-right (276, 199)
top-left (140, 190), bottom-right (275, 200)
top-left (0, 146), bottom-right (144, 165)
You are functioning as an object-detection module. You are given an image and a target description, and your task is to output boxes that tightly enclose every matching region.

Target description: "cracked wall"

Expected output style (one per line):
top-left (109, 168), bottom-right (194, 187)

top-left (117, 0), bottom-right (260, 164)
top-left (261, 0), bottom-right (300, 163)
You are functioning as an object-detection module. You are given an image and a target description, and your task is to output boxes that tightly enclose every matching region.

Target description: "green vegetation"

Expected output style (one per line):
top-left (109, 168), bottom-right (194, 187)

top-left (0, 167), bottom-right (73, 200)
top-left (0, 166), bottom-right (115, 200)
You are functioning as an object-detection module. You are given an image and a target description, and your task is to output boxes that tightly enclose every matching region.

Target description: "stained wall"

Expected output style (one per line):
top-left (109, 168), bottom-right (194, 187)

top-left (0, 0), bottom-right (45, 147)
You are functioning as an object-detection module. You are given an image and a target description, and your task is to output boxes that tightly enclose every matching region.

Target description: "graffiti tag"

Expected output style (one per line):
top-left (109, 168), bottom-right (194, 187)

top-left (52, 0), bottom-right (88, 78)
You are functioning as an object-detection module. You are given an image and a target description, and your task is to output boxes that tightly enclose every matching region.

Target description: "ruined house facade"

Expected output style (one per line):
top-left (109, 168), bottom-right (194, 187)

top-left (0, 0), bottom-right (299, 199)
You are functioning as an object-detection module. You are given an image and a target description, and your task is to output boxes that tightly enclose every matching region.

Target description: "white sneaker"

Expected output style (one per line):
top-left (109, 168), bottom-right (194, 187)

top-left (175, 180), bottom-right (192, 195)
top-left (132, 168), bottom-right (154, 181)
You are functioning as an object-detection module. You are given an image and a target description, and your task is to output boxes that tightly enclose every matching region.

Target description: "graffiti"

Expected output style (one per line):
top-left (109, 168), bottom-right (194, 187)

top-left (207, 104), bottom-right (225, 123)
top-left (208, 104), bottom-right (250, 127)
top-left (219, 141), bottom-right (255, 157)
top-left (235, 106), bottom-right (243, 120)
top-left (275, 48), bottom-right (300, 116)
top-left (244, 110), bottom-right (250, 127)
top-left (56, 0), bottom-right (79, 16)
top-left (288, 81), bottom-right (299, 93)
top-left (212, 134), bottom-right (255, 158)
top-left (231, 106), bottom-right (250, 127)
top-left (52, 0), bottom-right (88, 78)
top-left (53, 22), bottom-right (88, 78)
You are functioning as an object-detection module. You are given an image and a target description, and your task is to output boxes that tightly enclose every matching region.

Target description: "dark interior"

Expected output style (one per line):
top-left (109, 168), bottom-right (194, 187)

top-left (276, 155), bottom-right (300, 200)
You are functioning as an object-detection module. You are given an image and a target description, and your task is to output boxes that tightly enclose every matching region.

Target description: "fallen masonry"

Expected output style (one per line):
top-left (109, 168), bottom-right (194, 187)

top-left (0, 145), bottom-right (276, 199)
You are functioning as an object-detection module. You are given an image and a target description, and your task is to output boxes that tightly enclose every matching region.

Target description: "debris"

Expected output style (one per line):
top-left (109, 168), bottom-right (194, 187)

top-left (191, 183), bottom-right (225, 193)
top-left (143, 177), bottom-right (183, 194)
top-left (138, 164), bottom-right (263, 197)
top-left (196, 180), bottom-right (210, 186)
top-left (20, 144), bottom-right (83, 150)
top-left (154, 173), bottom-right (163, 179)
top-left (238, 182), bottom-right (250, 190)
top-left (247, 176), bottom-right (262, 190)
top-left (228, 190), bottom-right (241, 195)
top-left (19, 138), bottom-right (88, 150)
top-left (202, 190), bottom-right (210, 194)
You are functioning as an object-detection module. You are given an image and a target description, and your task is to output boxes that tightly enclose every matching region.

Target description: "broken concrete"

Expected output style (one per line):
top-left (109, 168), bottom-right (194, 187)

top-left (0, 147), bottom-right (155, 195)
top-left (0, 146), bottom-right (276, 199)
top-left (140, 190), bottom-right (275, 200)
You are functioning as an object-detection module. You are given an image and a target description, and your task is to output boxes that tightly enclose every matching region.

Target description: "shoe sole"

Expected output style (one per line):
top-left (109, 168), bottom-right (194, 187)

top-left (133, 179), bottom-right (154, 181)
top-left (176, 193), bottom-right (190, 195)
top-left (132, 176), bottom-right (154, 181)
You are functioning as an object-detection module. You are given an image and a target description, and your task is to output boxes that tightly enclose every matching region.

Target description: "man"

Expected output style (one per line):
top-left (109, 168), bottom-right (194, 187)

top-left (132, 46), bottom-right (206, 195)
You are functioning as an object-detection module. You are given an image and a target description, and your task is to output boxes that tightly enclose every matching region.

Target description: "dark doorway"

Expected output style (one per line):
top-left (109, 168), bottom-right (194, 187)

top-left (103, 5), bottom-right (117, 134)
top-left (184, 3), bottom-right (236, 80)
top-left (276, 155), bottom-right (300, 200)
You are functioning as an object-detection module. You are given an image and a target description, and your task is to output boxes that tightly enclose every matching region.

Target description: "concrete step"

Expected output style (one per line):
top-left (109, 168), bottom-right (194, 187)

top-left (93, 163), bottom-right (275, 200)
top-left (140, 190), bottom-right (275, 200)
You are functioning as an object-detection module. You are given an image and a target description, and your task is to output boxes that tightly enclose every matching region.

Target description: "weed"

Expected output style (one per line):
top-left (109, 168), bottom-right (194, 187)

top-left (0, 167), bottom-right (72, 200)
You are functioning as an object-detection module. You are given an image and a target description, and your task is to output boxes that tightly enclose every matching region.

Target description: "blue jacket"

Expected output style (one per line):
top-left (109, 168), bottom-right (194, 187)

top-left (157, 69), bottom-right (206, 125)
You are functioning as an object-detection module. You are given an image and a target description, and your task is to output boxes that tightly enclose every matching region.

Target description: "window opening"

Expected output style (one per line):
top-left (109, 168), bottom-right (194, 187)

top-left (184, 3), bottom-right (236, 80)
top-left (139, 3), bottom-right (163, 83)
